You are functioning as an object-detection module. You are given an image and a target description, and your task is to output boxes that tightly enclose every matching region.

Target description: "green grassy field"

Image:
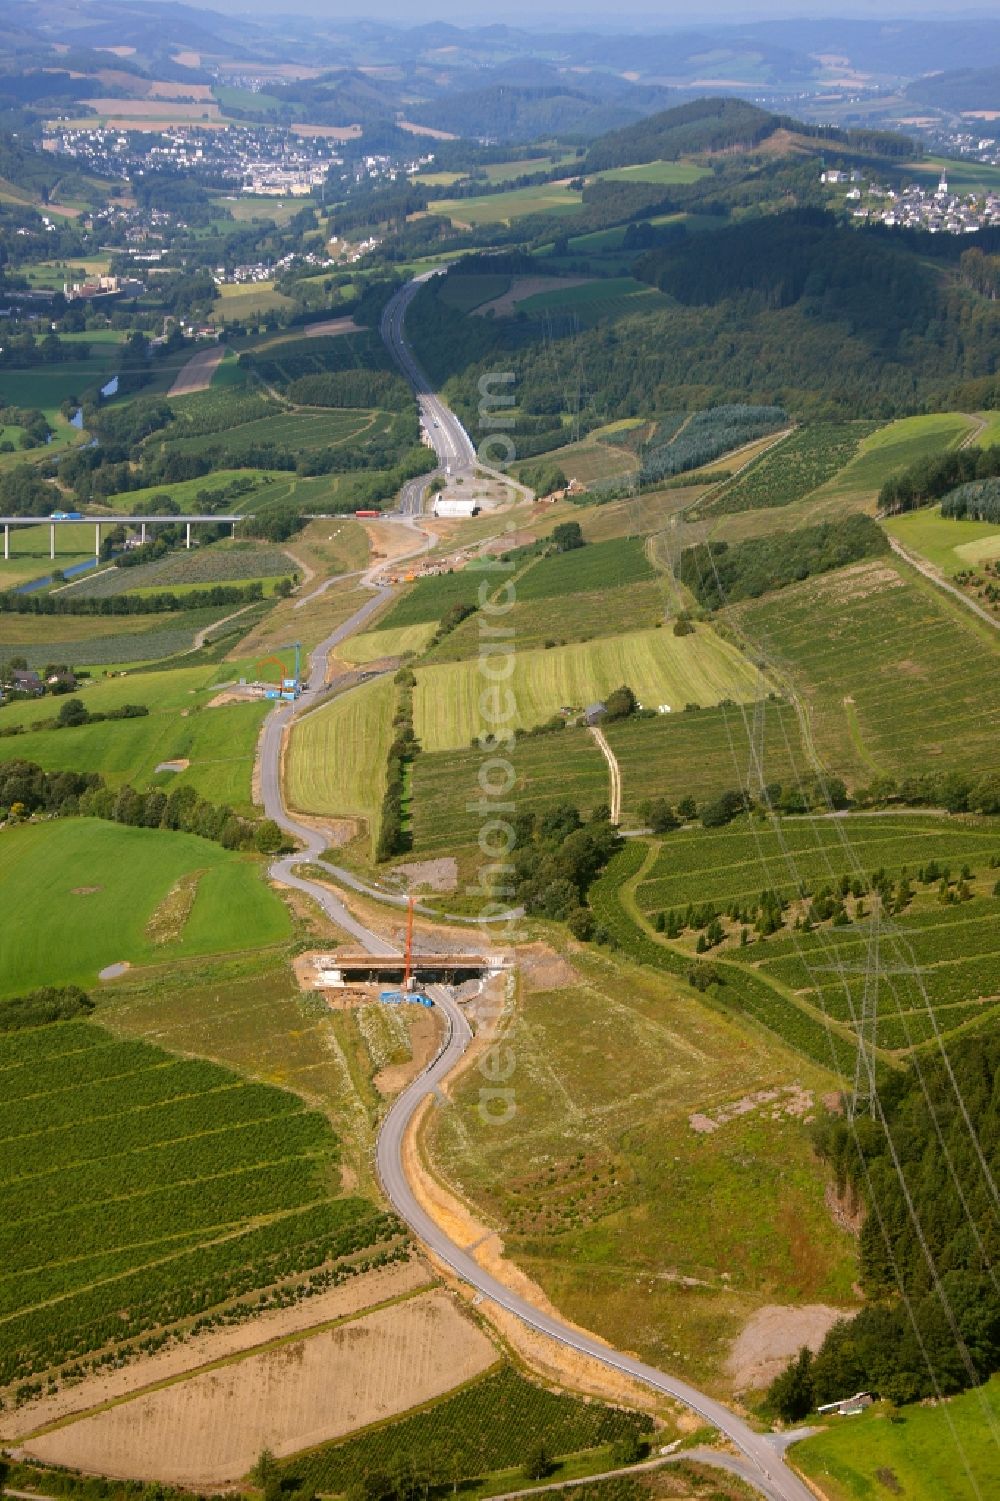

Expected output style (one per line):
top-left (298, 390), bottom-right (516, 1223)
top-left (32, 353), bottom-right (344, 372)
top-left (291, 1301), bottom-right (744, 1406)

top-left (885, 505), bottom-right (1000, 576)
top-left (412, 626), bottom-right (760, 753)
top-left (0, 820), bottom-right (290, 996)
top-left (515, 536), bottom-right (654, 597)
top-left (102, 470), bottom-right (278, 514)
top-left (0, 353), bottom-right (121, 415)
top-left (212, 282), bottom-right (297, 322)
top-left (813, 413), bottom-right (974, 503)
top-left (0, 521), bottom-right (98, 591)
top-left (159, 408), bottom-right (384, 459)
top-left (905, 155), bottom-right (1000, 195)
top-left (428, 942), bottom-right (856, 1395)
top-left (0, 1013), bottom-right (397, 1389)
top-left (792, 1382), bottom-right (1000, 1500)
top-left (428, 181), bottom-right (583, 227)
top-left (0, 664), bottom-right (268, 808)
top-left (286, 676), bottom-right (395, 849)
top-left (374, 569), bottom-right (487, 630)
top-left (731, 558), bottom-right (1000, 784)
top-left (515, 276), bottom-right (671, 326)
top-left (592, 160), bottom-right (710, 186)
top-left (975, 410), bottom-right (1000, 448)
top-left (437, 273), bottom-right (511, 312)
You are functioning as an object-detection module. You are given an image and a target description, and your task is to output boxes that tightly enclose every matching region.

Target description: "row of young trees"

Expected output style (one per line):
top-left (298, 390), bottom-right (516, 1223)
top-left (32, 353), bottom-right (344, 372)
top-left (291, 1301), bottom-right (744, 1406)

top-left (0, 759), bottom-right (287, 856)
top-left (376, 668), bottom-right (419, 863)
top-left (0, 583), bottom-right (271, 617)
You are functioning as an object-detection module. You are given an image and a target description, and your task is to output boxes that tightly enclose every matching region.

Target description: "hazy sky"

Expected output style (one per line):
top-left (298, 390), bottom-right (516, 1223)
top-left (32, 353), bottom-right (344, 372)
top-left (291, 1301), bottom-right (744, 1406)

top-left (200, 1), bottom-right (998, 22)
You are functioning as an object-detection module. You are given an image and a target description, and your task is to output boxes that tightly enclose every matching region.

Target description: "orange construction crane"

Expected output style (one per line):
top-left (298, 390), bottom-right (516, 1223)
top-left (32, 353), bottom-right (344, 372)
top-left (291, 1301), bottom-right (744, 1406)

top-left (403, 894), bottom-right (415, 990)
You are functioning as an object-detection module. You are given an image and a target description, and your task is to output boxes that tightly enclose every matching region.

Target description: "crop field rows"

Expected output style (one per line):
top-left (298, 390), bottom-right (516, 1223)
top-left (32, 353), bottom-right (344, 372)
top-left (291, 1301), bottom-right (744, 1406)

top-left (607, 699), bottom-right (806, 816)
top-left (634, 816), bottom-right (1000, 913)
top-left (0, 1019), bottom-right (399, 1387)
top-left (632, 818), bottom-right (1000, 1049)
top-left (5, 604), bottom-right (242, 669)
top-left (411, 728), bottom-right (609, 852)
top-left (591, 842), bottom-right (859, 1075)
top-left (281, 1365), bottom-right (650, 1490)
top-left (811, 413), bottom-right (974, 502)
top-left (104, 950), bottom-right (403, 1192)
top-left (752, 898), bottom-right (1000, 1049)
top-left (426, 581), bottom-right (669, 661)
top-left (732, 561), bottom-right (1000, 781)
top-left (66, 545), bottom-right (295, 597)
top-left (408, 699), bottom-right (810, 849)
top-left (157, 409), bottom-right (388, 459)
top-left (704, 421), bottom-right (878, 515)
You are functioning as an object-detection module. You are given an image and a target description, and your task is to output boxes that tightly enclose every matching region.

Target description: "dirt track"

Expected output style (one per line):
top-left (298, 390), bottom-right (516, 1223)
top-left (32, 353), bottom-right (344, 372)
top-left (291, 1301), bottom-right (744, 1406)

top-left (167, 344), bottom-right (224, 397)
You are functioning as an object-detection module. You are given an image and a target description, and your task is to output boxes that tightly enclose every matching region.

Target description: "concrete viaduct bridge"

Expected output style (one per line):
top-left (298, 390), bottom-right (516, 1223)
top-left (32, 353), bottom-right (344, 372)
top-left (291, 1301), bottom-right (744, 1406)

top-left (1, 514), bottom-right (242, 562)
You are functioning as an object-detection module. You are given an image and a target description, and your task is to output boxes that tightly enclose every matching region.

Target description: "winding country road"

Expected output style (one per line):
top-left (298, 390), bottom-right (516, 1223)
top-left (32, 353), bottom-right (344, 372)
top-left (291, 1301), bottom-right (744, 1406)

top-left (255, 276), bottom-right (816, 1501)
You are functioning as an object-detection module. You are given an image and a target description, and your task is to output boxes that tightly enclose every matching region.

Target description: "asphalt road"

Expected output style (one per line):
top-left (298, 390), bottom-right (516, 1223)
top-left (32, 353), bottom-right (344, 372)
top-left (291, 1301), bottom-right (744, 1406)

top-left (380, 272), bottom-right (477, 494)
top-left (254, 275), bottom-right (816, 1501)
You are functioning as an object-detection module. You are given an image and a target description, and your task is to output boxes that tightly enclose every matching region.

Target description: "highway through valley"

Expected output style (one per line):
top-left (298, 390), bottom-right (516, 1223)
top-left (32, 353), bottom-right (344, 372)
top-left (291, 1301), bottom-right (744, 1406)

top-left (380, 272), bottom-right (477, 510)
top-left (256, 276), bottom-right (816, 1501)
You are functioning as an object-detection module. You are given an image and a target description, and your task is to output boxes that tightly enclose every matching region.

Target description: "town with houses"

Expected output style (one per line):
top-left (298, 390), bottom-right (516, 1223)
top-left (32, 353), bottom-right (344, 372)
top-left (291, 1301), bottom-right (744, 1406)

top-left (823, 165), bottom-right (1000, 232)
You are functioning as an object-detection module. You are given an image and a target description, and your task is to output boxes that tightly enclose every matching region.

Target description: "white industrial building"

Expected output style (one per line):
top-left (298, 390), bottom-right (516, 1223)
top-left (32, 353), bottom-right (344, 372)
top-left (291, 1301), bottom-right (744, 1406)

top-left (432, 494), bottom-right (480, 519)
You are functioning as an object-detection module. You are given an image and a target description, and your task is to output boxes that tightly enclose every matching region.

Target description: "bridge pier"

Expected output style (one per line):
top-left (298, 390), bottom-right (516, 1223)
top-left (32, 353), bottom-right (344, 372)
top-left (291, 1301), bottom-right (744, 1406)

top-left (140, 522), bottom-right (146, 545)
top-left (50, 522), bottom-right (55, 561)
top-left (3, 524), bottom-right (8, 562)
top-left (185, 521), bottom-right (192, 550)
top-left (95, 521), bottom-right (101, 558)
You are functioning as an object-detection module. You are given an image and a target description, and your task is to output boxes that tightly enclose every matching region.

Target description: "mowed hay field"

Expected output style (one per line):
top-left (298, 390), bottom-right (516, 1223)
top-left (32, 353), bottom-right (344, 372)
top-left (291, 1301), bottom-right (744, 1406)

top-left (412, 627), bottom-right (760, 753)
top-left (731, 559), bottom-right (1000, 782)
top-left (286, 676), bottom-right (395, 839)
top-left (339, 622), bottom-right (437, 664)
top-left (23, 1292), bottom-right (496, 1484)
top-left (0, 820), bottom-right (289, 996)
